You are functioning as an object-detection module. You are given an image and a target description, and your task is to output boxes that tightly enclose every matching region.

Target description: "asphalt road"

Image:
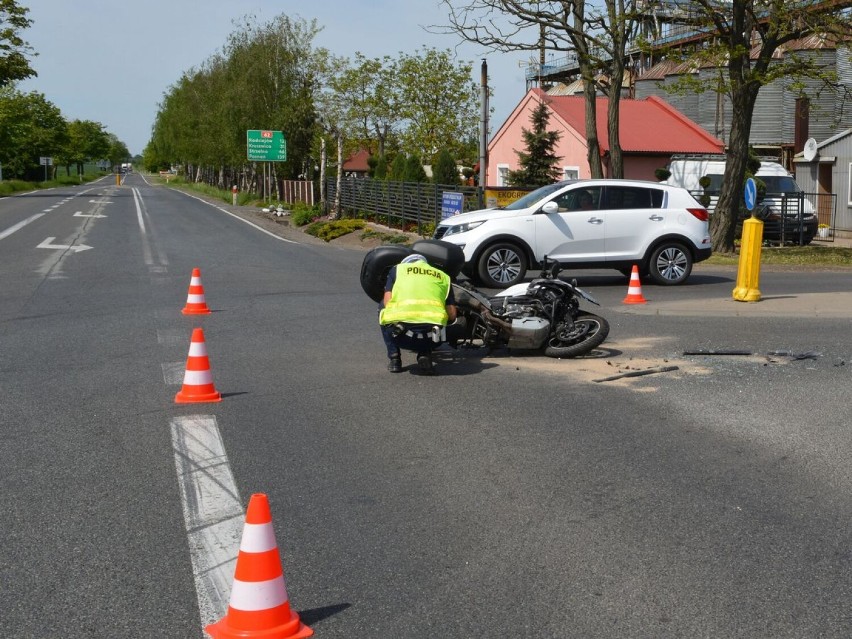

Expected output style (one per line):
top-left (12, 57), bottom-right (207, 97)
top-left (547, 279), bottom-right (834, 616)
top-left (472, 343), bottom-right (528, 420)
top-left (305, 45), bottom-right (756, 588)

top-left (2, 174), bottom-right (852, 638)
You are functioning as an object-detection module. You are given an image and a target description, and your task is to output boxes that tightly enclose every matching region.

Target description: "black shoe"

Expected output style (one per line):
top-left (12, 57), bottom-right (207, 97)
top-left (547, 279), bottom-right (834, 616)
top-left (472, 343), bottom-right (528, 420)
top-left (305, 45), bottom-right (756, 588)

top-left (417, 354), bottom-right (435, 375)
top-left (388, 356), bottom-right (402, 373)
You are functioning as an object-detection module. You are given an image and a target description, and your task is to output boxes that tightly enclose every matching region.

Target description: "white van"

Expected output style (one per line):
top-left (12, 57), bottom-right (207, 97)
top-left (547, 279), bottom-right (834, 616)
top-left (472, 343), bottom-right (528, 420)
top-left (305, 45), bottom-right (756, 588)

top-left (664, 154), bottom-right (817, 244)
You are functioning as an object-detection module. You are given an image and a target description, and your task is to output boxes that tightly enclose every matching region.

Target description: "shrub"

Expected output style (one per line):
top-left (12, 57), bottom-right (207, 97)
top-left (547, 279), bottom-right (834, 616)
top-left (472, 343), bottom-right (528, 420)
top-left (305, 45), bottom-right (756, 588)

top-left (360, 229), bottom-right (411, 245)
top-left (305, 219), bottom-right (365, 241)
top-left (291, 201), bottom-right (320, 226)
top-left (432, 149), bottom-right (460, 185)
top-left (654, 168), bottom-right (671, 182)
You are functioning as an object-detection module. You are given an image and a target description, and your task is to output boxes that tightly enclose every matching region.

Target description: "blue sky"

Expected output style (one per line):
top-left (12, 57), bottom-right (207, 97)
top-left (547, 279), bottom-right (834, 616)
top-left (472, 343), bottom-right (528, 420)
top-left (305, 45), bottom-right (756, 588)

top-left (17, 1), bottom-right (530, 155)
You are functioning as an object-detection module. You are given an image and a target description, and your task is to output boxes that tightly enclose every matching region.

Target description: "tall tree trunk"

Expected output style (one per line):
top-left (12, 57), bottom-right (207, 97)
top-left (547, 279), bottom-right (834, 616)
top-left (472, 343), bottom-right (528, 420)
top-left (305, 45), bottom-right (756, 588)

top-left (582, 75), bottom-right (603, 178)
top-left (332, 131), bottom-right (343, 220)
top-left (606, 86), bottom-right (623, 179)
top-left (712, 2), bottom-right (762, 255)
top-left (605, 57), bottom-right (625, 178)
top-left (713, 81), bottom-right (760, 253)
top-left (320, 136), bottom-right (327, 209)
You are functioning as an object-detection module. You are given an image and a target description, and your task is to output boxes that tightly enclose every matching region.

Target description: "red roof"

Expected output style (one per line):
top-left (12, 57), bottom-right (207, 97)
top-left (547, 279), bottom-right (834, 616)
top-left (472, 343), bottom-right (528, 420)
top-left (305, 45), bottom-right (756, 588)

top-left (343, 149), bottom-right (371, 172)
top-left (533, 88), bottom-right (724, 154)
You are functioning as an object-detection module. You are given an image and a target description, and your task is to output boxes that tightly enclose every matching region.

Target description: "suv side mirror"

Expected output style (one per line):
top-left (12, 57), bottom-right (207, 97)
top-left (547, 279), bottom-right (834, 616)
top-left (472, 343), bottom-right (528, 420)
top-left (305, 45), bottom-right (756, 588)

top-left (540, 201), bottom-right (559, 214)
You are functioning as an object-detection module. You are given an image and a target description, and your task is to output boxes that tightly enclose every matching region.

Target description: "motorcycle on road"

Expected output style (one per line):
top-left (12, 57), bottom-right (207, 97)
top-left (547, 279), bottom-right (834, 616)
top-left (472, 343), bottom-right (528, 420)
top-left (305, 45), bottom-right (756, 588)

top-left (360, 240), bottom-right (609, 359)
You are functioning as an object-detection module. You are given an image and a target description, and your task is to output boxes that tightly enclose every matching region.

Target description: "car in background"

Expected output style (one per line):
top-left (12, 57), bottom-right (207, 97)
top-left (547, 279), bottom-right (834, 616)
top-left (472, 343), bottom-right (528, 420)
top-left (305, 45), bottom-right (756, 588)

top-left (433, 179), bottom-right (712, 288)
top-left (733, 175), bottom-right (818, 245)
top-left (665, 156), bottom-right (817, 245)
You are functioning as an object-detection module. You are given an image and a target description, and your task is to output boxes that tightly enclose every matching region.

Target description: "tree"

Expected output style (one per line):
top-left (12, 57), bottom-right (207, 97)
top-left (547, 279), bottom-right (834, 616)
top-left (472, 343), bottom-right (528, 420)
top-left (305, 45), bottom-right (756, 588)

top-left (506, 98), bottom-right (562, 187)
top-left (432, 148), bottom-right (460, 185)
top-left (329, 52), bottom-right (401, 158)
top-left (389, 153), bottom-right (407, 181)
top-left (107, 134), bottom-right (130, 169)
top-left (0, 0), bottom-right (36, 87)
top-left (59, 119), bottom-right (110, 177)
top-left (438, 1), bottom-right (639, 179)
top-left (661, 1), bottom-right (852, 253)
top-left (0, 87), bottom-right (66, 179)
top-left (404, 154), bottom-right (428, 182)
top-left (372, 154), bottom-right (388, 179)
top-left (395, 47), bottom-right (480, 161)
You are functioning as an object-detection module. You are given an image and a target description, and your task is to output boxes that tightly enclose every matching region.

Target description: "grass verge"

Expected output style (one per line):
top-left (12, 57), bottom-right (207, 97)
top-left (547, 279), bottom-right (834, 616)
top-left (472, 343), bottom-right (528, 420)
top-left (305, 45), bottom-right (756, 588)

top-left (706, 245), bottom-right (852, 267)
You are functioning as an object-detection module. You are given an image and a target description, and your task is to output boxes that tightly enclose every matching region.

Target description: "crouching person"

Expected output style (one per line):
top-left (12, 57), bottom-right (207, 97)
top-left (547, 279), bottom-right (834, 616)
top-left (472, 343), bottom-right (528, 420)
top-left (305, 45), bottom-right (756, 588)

top-left (379, 254), bottom-right (457, 375)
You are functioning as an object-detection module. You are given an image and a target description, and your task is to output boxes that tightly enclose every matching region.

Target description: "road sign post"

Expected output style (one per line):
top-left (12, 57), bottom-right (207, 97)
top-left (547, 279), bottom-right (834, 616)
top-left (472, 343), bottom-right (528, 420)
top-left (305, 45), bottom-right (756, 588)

top-left (39, 156), bottom-right (53, 182)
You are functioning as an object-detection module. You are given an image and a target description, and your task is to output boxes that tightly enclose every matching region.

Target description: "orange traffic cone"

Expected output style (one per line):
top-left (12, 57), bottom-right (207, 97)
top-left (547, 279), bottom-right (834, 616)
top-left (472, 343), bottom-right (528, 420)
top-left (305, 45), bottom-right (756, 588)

top-left (182, 267), bottom-right (212, 315)
top-left (175, 328), bottom-right (222, 403)
top-left (622, 265), bottom-right (648, 304)
top-left (206, 494), bottom-right (313, 639)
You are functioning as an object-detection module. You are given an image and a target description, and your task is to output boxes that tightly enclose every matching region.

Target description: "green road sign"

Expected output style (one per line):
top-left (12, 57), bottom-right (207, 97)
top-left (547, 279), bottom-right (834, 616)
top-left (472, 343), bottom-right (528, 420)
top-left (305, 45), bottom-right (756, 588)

top-left (246, 130), bottom-right (287, 162)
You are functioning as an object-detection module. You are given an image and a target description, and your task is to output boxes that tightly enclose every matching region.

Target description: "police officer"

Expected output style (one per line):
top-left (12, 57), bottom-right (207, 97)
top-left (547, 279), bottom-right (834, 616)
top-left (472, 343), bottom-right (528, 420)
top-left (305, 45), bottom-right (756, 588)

top-left (379, 254), bottom-right (457, 375)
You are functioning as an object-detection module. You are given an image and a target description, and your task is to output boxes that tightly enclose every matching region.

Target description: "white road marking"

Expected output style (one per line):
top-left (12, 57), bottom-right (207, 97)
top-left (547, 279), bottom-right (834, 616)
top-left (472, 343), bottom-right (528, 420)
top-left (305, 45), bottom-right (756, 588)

top-left (132, 187), bottom-right (169, 270)
top-left (178, 192), bottom-right (299, 244)
top-left (73, 211), bottom-right (107, 218)
top-left (157, 328), bottom-right (186, 345)
top-left (161, 361), bottom-right (186, 385)
top-left (36, 237), bottom-right (93, 252)
top-left (0, 213), bottom-right (45, 241)
top-left (171, 415), bottom-right (243, 629)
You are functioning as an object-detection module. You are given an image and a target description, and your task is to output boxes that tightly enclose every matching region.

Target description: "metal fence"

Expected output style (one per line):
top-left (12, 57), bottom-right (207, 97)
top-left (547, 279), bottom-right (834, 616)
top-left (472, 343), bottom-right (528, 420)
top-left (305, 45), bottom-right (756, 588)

top-left (693, 189), bottom-right (837, 244)
top-left (325, 177), bottom-right (484, 235)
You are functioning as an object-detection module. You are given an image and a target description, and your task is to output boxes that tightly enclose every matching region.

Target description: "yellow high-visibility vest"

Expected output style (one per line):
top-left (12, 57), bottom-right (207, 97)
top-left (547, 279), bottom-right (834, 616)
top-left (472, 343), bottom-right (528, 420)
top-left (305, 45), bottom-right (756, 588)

top-left (379, 261), bottom-right (450, 326)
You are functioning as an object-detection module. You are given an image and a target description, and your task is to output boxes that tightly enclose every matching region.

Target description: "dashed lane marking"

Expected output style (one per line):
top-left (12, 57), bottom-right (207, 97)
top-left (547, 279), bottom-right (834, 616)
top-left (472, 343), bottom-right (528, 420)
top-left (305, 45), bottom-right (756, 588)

top-left (171, 415), bottom-right (244, 630)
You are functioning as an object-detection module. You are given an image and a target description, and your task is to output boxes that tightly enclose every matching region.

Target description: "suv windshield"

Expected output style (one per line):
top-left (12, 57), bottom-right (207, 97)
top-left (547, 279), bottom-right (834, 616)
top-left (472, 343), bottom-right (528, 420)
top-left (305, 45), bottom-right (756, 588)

top-left (760, 176), bottom-right (800, 194)
top-left (701, 174), bottom-right (800, 195)
top-left (503, 181), bottom-right (572, 210)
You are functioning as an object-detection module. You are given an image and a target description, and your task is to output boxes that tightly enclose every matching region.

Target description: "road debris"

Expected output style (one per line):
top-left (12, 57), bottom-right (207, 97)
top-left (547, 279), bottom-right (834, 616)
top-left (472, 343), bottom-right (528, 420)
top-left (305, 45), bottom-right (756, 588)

top-left (767, 350), bottom-right (821, 360)
top-left (682, 349), bottom-right (753, 356)
top-left (593, 365), bottom-right (680, 383)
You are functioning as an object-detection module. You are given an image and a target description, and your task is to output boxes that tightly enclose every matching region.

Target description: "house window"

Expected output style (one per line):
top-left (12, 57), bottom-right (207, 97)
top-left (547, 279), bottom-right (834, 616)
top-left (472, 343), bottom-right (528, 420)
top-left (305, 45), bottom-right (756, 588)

top-left (848, 163), bottom-right (852, 206)
top-left (497, 164), bottom-right (510, 187)
top-left (563, 166), bottom-right (580, 181)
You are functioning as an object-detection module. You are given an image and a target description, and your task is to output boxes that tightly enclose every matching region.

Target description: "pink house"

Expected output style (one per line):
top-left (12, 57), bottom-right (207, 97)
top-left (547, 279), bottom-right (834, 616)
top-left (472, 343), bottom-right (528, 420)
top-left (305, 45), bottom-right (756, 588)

top-left (487, 88), bottom-right (724, 186)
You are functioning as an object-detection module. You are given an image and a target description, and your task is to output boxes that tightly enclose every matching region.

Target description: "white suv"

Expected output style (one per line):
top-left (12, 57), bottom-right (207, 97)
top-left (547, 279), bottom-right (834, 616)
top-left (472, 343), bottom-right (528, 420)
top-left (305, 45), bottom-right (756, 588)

top-left (434, 179), bottom-right (712, 287)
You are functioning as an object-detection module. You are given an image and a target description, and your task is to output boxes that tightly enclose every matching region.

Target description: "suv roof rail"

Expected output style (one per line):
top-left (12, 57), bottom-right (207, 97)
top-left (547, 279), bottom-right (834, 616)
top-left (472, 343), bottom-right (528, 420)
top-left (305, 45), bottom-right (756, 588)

top-left (669, 153), bottom-right (727, 161)
top-left (669, 153), bottom-right (780, 163)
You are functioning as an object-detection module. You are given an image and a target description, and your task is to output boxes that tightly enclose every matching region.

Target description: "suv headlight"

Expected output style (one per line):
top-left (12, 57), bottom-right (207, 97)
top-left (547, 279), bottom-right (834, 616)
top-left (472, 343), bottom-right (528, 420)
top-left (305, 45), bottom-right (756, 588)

top-left (442, 220), bottom-right (485, 237)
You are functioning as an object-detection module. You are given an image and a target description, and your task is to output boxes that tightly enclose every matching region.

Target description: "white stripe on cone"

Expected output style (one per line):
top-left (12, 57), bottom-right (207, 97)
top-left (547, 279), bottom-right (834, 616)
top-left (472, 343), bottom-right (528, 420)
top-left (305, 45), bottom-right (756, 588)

top-left (240, 522), bottom-right (278, 553)
top-left (228, 576), bottom-right (289, 611)
top-left (188, 341), bottom-right (209, 356)
top-left (182, 369), bottom-right (214, 385)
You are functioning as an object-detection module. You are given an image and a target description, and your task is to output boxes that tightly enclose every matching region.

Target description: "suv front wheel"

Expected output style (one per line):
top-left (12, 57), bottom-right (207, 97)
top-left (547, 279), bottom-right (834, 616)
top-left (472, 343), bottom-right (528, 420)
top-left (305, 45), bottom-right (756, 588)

top-left (477, 242), bottom-right (527, 288)
top-left (648, 242), bottom-right (692, 285)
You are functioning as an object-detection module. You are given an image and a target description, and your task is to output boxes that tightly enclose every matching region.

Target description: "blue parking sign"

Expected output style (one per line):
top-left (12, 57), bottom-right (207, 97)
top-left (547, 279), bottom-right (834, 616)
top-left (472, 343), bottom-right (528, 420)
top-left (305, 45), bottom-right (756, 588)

top-left (441, 191), bottom-right (464, 219)
top-left (744, 177), bottom-right (757, 211)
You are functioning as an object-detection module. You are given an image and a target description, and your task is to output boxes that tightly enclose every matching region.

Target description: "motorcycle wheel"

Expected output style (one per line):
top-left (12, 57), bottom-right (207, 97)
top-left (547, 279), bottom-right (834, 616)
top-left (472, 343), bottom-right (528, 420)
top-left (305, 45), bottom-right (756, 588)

top-left (543, 311), bottom-right (610, 359)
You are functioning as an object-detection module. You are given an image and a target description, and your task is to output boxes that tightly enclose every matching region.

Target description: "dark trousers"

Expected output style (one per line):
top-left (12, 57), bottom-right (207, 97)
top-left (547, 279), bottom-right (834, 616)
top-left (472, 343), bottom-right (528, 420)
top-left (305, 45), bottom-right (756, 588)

top-left (380, 324), bottom-right (437, 359)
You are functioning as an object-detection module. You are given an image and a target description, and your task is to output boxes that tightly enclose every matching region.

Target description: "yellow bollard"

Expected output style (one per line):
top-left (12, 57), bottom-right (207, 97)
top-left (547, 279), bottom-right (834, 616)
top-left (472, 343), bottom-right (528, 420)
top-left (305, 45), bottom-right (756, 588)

top-left (115, 173), bottom-right (121, 186)
top-left (732, 215), bottom-right (763, 302)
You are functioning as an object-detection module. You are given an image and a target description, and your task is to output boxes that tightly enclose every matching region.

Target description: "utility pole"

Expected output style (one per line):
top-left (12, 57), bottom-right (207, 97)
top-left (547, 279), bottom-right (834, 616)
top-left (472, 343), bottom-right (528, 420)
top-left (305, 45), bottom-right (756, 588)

top-left (479, 59), bottom-right (489, 189)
